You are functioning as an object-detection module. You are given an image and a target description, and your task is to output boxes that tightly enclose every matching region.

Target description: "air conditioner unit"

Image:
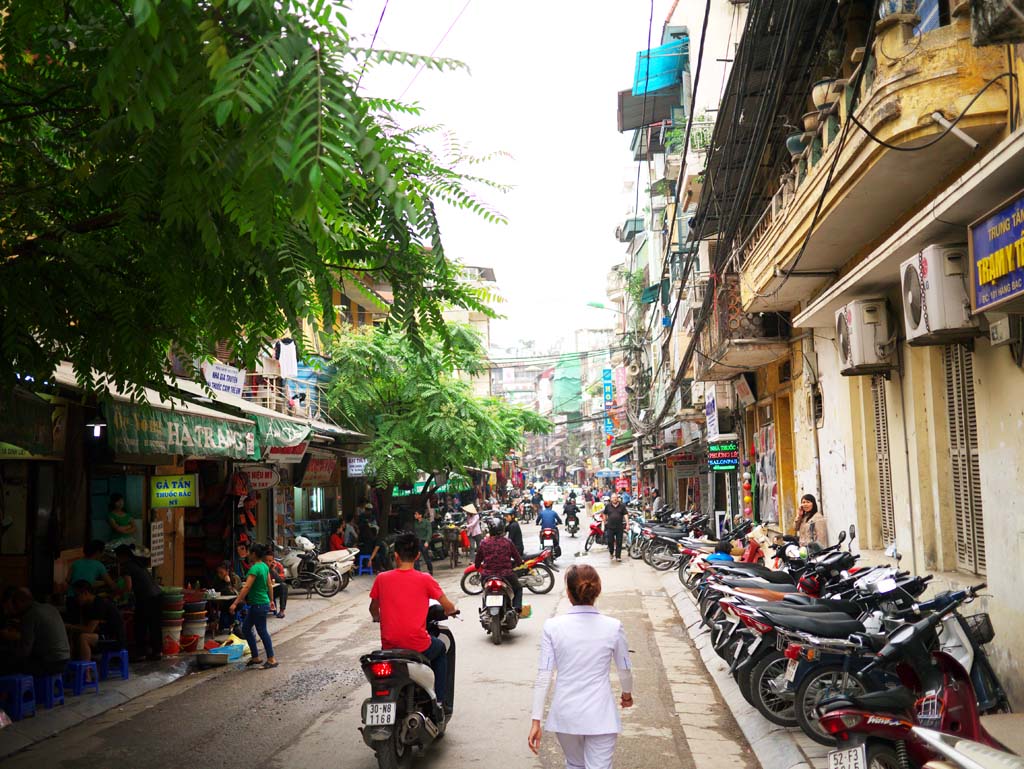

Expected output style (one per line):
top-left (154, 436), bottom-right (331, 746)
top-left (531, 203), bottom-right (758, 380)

top-left (900, 244), bottom-right (979, 345)
top-left (835, 299), bottom-right (893, 376)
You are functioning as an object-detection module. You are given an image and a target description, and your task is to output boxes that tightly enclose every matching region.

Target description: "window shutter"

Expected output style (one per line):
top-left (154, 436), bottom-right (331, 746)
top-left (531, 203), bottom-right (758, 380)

top-left (943, 345), bottom-right (985, 574)
top-left (214, 340), bottom-right (232, 364)
top-left (871, 375), bottom-right (895, 547)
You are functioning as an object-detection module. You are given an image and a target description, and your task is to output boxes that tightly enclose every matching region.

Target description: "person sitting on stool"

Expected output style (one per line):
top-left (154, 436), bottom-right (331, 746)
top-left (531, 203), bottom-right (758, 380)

top-left (67, 581), bottom-right (126, 664)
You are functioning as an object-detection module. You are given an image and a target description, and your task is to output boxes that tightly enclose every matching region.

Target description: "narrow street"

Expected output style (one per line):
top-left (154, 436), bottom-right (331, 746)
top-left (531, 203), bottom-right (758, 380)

top-left (3, 526), bottom-right (755, 769)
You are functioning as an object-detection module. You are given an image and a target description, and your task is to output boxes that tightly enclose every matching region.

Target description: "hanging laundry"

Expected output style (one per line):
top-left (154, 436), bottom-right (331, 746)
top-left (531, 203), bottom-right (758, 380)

top-left (275, 337), bottom-right (298, 378)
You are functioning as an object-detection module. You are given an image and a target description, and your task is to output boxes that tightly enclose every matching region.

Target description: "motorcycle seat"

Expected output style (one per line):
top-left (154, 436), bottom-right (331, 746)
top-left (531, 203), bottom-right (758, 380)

top-left (780, 595), bottom-right (861, 616)
top-left (366, 648), bottom-right (430, 666)
top-left (712, 565), bottom-right (793, 583)
top-left (724, 578), bottom-right (802, 592)
top-left (758, 609), bottom-right (864, 638)
top-left (820, 686), bottom-right (916, 715)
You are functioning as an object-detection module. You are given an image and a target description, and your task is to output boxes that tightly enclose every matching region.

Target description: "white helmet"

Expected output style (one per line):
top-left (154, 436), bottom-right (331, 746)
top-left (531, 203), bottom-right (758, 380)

top-left (296, 535), bottom-right (316, 552)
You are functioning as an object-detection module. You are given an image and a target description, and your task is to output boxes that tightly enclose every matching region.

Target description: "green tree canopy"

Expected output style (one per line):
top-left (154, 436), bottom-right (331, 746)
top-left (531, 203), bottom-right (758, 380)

top-left (0, 0), bottom-right (503, 395)
top-left (325, 324), bottom-right (551, 497)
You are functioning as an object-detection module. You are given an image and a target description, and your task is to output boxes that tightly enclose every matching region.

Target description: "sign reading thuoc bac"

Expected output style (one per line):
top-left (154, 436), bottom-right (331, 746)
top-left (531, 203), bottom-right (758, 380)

top-left (151, 474), bottom-right (199, 507)
top-left (707, 440), bottom-right (739, 472)
top-left (969, 189), bottom-right (1024, 312)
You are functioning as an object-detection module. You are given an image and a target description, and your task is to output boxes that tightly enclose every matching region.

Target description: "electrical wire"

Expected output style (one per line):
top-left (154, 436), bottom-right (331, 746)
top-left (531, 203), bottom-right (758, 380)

top-left (399, 0), bottom-right (473, 100)
top-left (356, 0), bottom-right (390, 91)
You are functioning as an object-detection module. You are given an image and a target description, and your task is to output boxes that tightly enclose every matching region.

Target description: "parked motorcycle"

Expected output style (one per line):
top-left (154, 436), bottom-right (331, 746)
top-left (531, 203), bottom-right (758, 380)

top-left (318, 546), bottom-right (358, 591)
top-left (275, 536), bottom-right (342, 597)
top-left (359, 602), bottom-right (456, 769)
top-left (479, 575), bottom-right (519, 645)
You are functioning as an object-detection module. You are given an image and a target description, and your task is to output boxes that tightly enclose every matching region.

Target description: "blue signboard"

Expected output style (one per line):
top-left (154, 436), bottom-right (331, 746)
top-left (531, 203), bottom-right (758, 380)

top-left (969, 190), bottom-right (1024, 312)
top-left (604, 416), bottom-right (615, 436)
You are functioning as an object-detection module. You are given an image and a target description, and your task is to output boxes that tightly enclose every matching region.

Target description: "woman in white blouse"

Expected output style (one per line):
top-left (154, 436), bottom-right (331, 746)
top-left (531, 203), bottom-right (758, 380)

top-left (528, 564), bottom-right (634, 768)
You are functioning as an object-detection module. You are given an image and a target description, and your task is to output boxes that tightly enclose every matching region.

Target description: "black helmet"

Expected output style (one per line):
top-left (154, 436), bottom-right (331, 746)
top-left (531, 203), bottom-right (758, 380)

top-left (488, 517), bottom-right (506, 537)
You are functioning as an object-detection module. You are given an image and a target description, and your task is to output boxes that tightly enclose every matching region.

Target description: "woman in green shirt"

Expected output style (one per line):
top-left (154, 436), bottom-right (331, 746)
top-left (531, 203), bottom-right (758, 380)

top-left (229, 543), bottom-right (278, 669)
top-left (107, 494), bottom-right (136, 549)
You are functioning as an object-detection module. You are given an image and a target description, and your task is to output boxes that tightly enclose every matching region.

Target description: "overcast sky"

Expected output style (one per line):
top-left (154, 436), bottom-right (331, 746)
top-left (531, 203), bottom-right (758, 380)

top-left (344, 0), bottom-right (675, 352)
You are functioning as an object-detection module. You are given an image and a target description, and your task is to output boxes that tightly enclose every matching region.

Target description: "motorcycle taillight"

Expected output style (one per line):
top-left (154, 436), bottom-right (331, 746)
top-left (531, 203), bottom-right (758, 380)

top-left (369, 661), bottom-right (393, 678)
top-left (739, 615), bottom-right (773, 635)
top-left (486, 578), bottom-right (505, 591)
top-left (783, 643), bottom-right (801, 660)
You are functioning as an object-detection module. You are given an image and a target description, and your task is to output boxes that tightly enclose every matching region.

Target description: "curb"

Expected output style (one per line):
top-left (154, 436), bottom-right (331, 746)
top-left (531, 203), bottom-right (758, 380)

top-left (659, 571), bottom-right (815, 769)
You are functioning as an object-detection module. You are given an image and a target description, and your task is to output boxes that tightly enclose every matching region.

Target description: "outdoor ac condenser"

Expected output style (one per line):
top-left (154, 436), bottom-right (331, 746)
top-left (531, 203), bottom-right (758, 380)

top-left (900, 244), bottom-right (979, 345)
top-left (835, 299), bottom-right (894, 375)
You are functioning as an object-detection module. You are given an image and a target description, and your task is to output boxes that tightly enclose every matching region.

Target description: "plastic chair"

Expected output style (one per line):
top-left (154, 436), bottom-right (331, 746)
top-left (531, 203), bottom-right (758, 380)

top-left (356, 554), bottom-right (374, 576)
top-left (64, 661), bottom-right (99, 696)
top-left (0, 674), bottom-right (35, 720)
top-left (33, 672), bottom-right (65, 708)
top-left (99, 649), bottom-right (130, 681)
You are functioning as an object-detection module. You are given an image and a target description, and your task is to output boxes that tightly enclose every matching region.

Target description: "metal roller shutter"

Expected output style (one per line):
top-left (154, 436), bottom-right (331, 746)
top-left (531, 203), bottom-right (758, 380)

top-left (943, 344), bottom-right (985, 574)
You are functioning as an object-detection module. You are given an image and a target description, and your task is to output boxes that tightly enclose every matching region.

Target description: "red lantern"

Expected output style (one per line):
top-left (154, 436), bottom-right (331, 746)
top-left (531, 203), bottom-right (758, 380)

top-left (742, 481), bottom-right (751, 491)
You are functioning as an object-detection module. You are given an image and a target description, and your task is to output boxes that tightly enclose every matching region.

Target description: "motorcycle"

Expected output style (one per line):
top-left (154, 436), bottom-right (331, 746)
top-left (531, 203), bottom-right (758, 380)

top-left (275, 536), bottom-right (342, 597)
top-left (819, 583), bottom-right (1017, 769)
top-left (479, 575), bottom-right (519, 645)
top-left (359, 602), bottom-right (456, 769)
top-left (913, 726), bottom-right (1024, 769)
top-left (460, 550), bottom-right (557, 595)
top-left (540, 527), bottom-right (560, 558)
top-left (318, 546), bottom-right (359, 592)
top-left (566, 514), bottom-right (580, 538)
top-left (585, 518), bottom-right (606, 552)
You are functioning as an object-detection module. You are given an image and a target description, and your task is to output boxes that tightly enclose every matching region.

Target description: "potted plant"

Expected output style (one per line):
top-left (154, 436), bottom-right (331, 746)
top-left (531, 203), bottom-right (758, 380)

top-left (786, 133), bottom-right (806, 158)
top-left (878, 0), bottom-right (918, 19)
top-left (802, 111), bottom-right (821, 132)
top-left (812, 78), bottom-right (837, 109)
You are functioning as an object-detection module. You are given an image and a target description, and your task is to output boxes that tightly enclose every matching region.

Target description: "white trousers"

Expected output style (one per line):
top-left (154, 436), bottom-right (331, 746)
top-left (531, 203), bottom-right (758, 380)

top-left (555, 732), bottom-right (618, 769)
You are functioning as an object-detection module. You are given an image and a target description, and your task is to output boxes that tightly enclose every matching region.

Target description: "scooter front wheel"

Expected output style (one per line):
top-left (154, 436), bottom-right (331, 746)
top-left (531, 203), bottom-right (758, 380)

top-left (584, 533), bottom-right (596, 552)
top-left (461, 571), bottom-right (482, 595)
top-left (525, 564), bottom-right (555, 594)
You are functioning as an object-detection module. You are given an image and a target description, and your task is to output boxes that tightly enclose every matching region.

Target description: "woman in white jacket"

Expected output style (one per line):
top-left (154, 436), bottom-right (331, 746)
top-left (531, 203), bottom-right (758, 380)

top-left (528, 564), bottom-right (634, 768)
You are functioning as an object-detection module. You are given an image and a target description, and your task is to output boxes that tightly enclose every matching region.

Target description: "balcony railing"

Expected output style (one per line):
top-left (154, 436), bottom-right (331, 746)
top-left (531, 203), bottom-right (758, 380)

top-left (695, 275), bottom-right (790, 380)
top-left (244, 373), bottom-right (331, 422)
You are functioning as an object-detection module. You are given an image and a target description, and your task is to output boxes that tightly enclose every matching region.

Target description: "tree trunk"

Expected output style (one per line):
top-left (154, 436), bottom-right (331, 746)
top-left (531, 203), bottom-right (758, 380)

top-left (414, 473), bottom-right (437, 515)
top-left (376, 486), bottom-right (394, 535)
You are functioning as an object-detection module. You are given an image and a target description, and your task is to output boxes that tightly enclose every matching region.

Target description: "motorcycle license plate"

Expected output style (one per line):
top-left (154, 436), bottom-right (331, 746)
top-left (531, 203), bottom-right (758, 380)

top-left (827, 746), bottom-right (866, 769)
top-left (485, 594), bottom-right (504, 607)
top-left (543, 539), bottom-right (554, 547)
top-left (365, 702), bottom-right (396, 726)
top-left (784, 658), bottom-right (798, 683)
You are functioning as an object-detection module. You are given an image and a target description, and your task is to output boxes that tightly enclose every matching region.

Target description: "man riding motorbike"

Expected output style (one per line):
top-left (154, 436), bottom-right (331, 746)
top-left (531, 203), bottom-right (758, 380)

top-left (535, 500), bottom-right (563, 558)
top-left (368, 533), bottom-right (458, 708)
top-left (562, 497), bottom-right (580, 531)
top-left (474, 518), bottom-right (524, 613)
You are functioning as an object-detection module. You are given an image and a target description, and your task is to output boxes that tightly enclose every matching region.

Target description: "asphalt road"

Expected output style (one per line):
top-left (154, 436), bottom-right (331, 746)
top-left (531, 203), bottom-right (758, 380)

top-left (4, 524), bottom-right (754, 769)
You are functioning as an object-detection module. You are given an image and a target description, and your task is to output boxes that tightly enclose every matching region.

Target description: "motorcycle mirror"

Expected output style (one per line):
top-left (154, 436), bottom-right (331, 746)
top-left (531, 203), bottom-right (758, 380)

top-left (848, 524), bottom-right (857, 542)
top-left (837, 530), bottom-right (847, 545)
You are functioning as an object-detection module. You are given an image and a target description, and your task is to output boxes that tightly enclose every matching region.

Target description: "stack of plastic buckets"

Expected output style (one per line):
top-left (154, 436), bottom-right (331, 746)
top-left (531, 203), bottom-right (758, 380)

top-left (161, 586), bottom-right (185, 655)
top-left (180, 596), bottom-right (210, 653)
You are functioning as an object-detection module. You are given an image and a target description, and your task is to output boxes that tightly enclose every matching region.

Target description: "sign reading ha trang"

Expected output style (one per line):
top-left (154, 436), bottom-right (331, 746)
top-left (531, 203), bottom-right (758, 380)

top-left (151, 474), bottom-right (199, 507)
top-left (109, 403), bottom-right (258, 460)
top-left (969, 189), bottom-right (1024, 312)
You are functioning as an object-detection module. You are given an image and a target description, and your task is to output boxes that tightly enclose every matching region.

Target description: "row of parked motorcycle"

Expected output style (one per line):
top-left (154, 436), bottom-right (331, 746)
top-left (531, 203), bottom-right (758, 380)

top-left (630, 506), bottom-right (1022, 769)
top-left (271, 535), bottom-right (358, 598)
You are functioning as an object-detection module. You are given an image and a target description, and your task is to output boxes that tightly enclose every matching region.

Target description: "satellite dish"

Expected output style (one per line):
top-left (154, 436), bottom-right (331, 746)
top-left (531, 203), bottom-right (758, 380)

top-left (903, 263), bottom-right (923, 328)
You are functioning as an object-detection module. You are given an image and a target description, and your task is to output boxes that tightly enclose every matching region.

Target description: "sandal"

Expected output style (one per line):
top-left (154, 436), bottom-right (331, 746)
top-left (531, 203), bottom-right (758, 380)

top-left (245, 658), bottom-right (263, 667)
top-left (261, 661), bottom-right (279, 669)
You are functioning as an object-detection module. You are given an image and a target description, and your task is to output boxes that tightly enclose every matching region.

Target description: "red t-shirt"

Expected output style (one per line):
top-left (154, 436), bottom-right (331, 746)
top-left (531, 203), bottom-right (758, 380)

top-left (369, 568), bottom-right (443, 652)
top-left (329, 533), bottom-right (345, 551)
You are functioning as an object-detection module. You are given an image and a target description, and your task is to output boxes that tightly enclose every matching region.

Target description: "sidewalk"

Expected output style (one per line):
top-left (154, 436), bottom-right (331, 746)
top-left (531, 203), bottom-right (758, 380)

top-left (659, 571), bottom-right (831, 769)
top-left (0, 577), bottom-right (374, 761)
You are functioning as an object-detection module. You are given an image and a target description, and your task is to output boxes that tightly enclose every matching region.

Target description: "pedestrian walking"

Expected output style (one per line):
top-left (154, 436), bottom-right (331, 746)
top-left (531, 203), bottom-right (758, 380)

top-left (603, 493), bottom-right (628, 562)
top-left (413, 509), bottom-right (434, 575)
top-left (528, 564), bottom-right (633, 768)
top-left (465, 505), bottom-right (483, 555)
top-left (229, 543), bottom-right (278, 669)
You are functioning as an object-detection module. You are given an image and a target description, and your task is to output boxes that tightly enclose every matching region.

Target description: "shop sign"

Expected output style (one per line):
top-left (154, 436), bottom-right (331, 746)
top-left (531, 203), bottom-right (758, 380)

top-left (301, 456), bottom-right (337, 487)
top-left (151, 473), bottom-right (199, 507)
top-left (614, 366), bottom-right (628, 407)
top-left (266, 441), bottom-right (309, 464)
top-left (254, 415), bottom-right (311, 448)
top-left (614, 477), bottom-right (631, 491)
top-left (237, 465), bottom-right (280, 491)
top-left (969, 189), bottom-right (1024, 312)
top-left (705, 386), bottom-right (719, 437)
top-left (108, 402), bottom-right (258, 460)
top-left (734, 376), bottom-right (755, 408)
top-left (150, 521), bottom-right (165, 567)
top-left (666, 452), bottom-right (698, 468)
top-left (347, 456), bottom-right (369, 477)
top-left (707, 439), bottom-right (740, 472)
top-left (202, 361), bottom-right (246, 397)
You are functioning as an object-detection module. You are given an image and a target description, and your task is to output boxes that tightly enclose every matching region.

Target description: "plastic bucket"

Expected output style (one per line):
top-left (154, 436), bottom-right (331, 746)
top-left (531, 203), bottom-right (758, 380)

top-left (179, 634), bottom-right (201, 653)
top-left (163, 623), bottom-right (183, 655)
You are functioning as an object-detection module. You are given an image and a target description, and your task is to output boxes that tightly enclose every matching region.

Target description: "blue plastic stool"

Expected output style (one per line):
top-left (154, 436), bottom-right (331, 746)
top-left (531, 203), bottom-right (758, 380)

top-left (64, 661), bottom-right (99, 696)
top-left (33, 673), bottom-right (65, 708)
top-left (356, 555), bottom-right (373, 576)
top-left (99, 649), bottom-right (130, 681)
top-left (0, 674), bottom-right (36, 720)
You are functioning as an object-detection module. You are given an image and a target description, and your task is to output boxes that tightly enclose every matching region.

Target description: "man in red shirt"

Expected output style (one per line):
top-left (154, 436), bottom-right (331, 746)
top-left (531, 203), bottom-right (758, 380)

top-left (369, 533), bottom-right (457, 705)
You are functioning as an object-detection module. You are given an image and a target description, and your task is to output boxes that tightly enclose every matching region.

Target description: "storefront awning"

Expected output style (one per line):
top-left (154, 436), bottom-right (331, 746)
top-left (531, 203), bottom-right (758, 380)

top-left (617, 87), bottom-right (680, 132)
top-left (642, 445), bottom-right (689, 466)
top-left (609, 447), bottom-right (633, 463)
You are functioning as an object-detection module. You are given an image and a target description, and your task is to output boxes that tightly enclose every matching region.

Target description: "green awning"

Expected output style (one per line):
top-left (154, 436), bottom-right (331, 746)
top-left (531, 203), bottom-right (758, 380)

top-left (107, 402), bottom-right (259, 460)
top-left (254, 415), bottom-right (311, 448)
top-left (392, 473), bottom-right (472, 498)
